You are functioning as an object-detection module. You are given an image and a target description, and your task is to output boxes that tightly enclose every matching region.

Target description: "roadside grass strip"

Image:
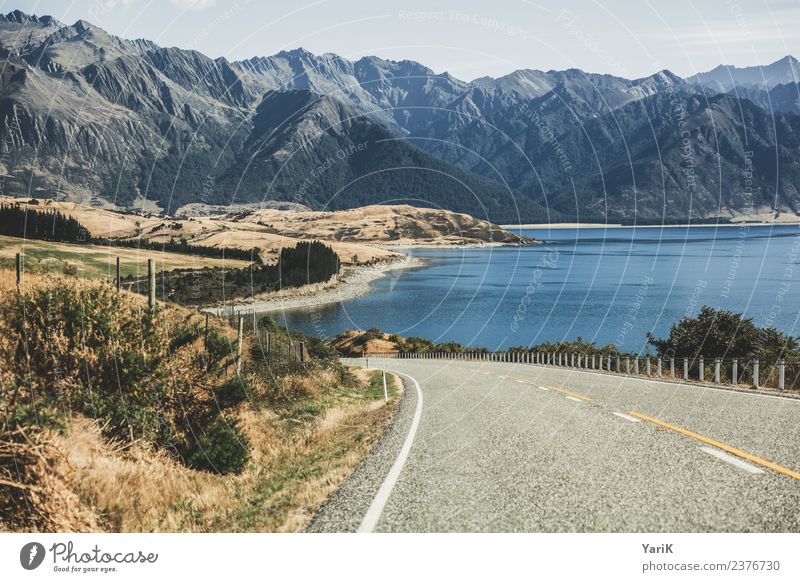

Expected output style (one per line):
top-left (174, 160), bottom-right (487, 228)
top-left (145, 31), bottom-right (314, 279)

top-left (628, 411), bottom-right (800, 481)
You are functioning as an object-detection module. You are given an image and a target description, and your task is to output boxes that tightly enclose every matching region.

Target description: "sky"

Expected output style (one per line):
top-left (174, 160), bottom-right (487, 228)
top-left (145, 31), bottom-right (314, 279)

top-left (9, 0), bottom-right (800, 80)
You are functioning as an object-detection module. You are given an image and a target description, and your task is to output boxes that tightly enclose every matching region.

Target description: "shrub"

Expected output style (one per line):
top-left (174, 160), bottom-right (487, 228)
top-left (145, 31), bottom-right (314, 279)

top-left (169, 319), bottom-right (200, 351)
top-left (0, 279), bottom-right (171, 442)
top-left (182, 417), bottom-right (249, 474)
top-left (213, 377), bottom-right (251, 408)
top-left (205, 328), bottom-right (233, 364)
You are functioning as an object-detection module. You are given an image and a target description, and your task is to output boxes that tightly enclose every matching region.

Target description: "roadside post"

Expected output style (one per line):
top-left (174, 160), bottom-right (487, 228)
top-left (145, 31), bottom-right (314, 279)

top-left (236, 315), bottom-right (244, 375)
top-left (779, 358), bottom-right (785, 390)
top-left (753, 358), bottom-right (760, 388)
top-left (714, 358), bottom-right (721, 384)
top-left (732, 359), bottom-right (738, 384)
top-left (116, 256), bottom-right (121, 290)
top-left (15, 252), bottom-right (22, 286)
top-left (382, 370), bottom-right (388, 403)
top-left (148, 258), bottom-right (156, 312)
top-left (698, 356), bottom-right (704, 382)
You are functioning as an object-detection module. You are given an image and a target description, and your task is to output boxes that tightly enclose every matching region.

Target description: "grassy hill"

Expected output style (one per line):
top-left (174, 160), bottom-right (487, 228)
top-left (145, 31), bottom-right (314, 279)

top-left (0, 235), bottom-right (250, 280)
top-left (0, 270), bottom-right (399, 532)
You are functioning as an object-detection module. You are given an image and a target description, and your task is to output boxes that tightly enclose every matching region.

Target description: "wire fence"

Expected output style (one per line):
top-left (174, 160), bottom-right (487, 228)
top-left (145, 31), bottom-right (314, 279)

top-left (362, 350), bottom-right (799, 391)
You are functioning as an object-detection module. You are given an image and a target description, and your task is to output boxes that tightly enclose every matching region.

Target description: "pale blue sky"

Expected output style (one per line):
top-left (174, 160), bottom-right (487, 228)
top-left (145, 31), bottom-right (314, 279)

top-left (9, 0), bottom-right (800, 80)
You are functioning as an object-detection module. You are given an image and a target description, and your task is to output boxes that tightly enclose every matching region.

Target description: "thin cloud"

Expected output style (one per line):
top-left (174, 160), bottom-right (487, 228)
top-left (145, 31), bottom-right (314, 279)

top-left (168, 0), bottom-right (217, 11)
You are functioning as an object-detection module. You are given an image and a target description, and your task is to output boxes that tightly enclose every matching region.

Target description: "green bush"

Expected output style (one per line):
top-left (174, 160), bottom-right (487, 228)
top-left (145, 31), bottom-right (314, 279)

top-left (182, 417), bottom-right (250, 474)
top-left (205, 328), bottom-right (233, 364)
top-left (213, 377), bottom-right (251, 407)
top-left (169, 319), bottom-right (200, 351)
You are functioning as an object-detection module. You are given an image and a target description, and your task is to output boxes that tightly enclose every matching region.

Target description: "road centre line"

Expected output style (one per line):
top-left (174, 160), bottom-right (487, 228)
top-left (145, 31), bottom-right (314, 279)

top-left (628, 411), bottom-right (800, 481)
top-left (613, 412), bottom-right (641, 423)
top-left (501, 374), bottom-right (593, 401)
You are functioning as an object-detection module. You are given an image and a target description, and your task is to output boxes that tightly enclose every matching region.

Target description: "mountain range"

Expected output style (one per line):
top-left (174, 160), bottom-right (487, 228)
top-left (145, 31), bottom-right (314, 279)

top-left (1, 9), bottom-right (799, 224)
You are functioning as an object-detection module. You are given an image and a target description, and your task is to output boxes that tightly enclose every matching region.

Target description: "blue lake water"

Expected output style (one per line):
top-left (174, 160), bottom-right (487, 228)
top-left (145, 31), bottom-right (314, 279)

top-left (277, 224), bottom-right (800, 352)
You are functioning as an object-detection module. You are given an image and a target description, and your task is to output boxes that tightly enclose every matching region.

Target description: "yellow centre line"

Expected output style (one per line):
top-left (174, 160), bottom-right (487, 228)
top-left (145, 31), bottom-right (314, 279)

top-left (628, 411), bottom-right (800, 481)
top-left (546, 386), bottom-right (593, 401)
top-left (500, 375), bottom-right (593, 401)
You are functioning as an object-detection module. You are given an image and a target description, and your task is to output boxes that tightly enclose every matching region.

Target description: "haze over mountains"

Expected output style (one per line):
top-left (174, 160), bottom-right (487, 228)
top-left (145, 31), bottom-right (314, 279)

top-left (1, 9), bottom-right (799, 223)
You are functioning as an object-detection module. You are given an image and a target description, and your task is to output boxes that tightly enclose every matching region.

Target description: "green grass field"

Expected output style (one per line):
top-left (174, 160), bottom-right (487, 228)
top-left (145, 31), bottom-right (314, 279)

top-left (0, 235), bottom-right (250, 280)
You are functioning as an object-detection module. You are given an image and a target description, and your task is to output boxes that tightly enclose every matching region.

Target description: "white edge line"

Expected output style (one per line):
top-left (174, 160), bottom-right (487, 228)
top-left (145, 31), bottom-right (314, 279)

top-left (357, 370), bottom-right (424, 533)
top-left (566, 396), bottom-right (583, 402)
top-left (613, 411), bottom-right (642, 423)
top-left (699, 446), bottom-right (765, 474)
top-left (538, 386), bottom-right (549, 391)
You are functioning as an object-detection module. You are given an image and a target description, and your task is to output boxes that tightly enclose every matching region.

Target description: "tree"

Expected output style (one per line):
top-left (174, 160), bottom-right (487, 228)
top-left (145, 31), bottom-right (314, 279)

top-left (646, 306), bottom-right (799, 360)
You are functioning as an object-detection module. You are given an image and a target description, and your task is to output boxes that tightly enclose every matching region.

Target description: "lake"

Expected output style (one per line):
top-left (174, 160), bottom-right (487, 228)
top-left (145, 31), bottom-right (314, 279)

top-left (276, 224), bottom-right (800, 353)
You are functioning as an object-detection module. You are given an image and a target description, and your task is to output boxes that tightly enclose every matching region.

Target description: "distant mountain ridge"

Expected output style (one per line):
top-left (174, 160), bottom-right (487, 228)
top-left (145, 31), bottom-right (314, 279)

top-left (0, 9), bottom-right (799, 223)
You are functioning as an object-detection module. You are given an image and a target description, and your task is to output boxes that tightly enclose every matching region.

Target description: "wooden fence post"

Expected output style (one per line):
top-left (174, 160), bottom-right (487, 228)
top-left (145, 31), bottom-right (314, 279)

top-left (148, 258), bottom-right (156, 312)
top-left (116, 256), bottom-right (121, 290)
top-left (15, 252), bottom-right (22, 286)
top-left (236, 315), bottom-right (244, 374)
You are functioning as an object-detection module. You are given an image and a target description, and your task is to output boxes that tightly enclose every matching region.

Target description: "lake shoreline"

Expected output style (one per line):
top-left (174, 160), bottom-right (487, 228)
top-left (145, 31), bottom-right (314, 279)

top-left (502, 221), bottom-right (800, 229)
top-left (207, 256), bottom-right (424, 315)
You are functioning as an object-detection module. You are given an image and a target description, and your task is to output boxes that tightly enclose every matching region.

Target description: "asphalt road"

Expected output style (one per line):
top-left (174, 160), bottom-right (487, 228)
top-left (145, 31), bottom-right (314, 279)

top-left (309, 359), bottom-right (800, 532)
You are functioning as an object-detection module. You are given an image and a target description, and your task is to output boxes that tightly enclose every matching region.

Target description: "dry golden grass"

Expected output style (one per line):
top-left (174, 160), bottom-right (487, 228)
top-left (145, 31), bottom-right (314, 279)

top-left (0, 269), bottom-right (401, 532)
top-left (0, 428), bottom-right (99, 532)
top-left (331, 329), bottom-right (401, 356)
top-left (2, 196), bottom-right (526, 269)
top-left (53, 418), bottom-right (227, 532)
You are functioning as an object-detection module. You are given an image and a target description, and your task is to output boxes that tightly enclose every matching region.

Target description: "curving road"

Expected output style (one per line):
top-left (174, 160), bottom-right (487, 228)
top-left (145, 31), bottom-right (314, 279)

top-left (309, 359), bottom-right (800, 532)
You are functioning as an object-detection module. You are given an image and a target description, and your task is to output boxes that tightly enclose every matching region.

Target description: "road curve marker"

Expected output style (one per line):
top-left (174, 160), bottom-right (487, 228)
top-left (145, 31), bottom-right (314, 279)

top-left (357, 370), bottom-right (424, 533)
top-left (628, 411), bottom-right (800, 481)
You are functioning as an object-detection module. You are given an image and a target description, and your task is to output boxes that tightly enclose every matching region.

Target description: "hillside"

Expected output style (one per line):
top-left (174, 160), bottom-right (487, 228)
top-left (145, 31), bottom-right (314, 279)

top-left (0, 269), bottom-right (401, 532)
top-left (1, 197), bottom-right (531, 268)
top-left (1, 11), bottom-right (799, 223)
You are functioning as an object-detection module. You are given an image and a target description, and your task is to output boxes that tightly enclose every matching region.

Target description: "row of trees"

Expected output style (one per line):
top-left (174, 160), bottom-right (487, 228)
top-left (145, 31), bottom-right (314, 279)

top-left (1, 202), bottom-right (260, 262)
top-left (0, 204), bottom-right (87, 242)
top-left (94, 235), bottom-right (260, 262)
top-left (151, 241), bottom-right (341, 304)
